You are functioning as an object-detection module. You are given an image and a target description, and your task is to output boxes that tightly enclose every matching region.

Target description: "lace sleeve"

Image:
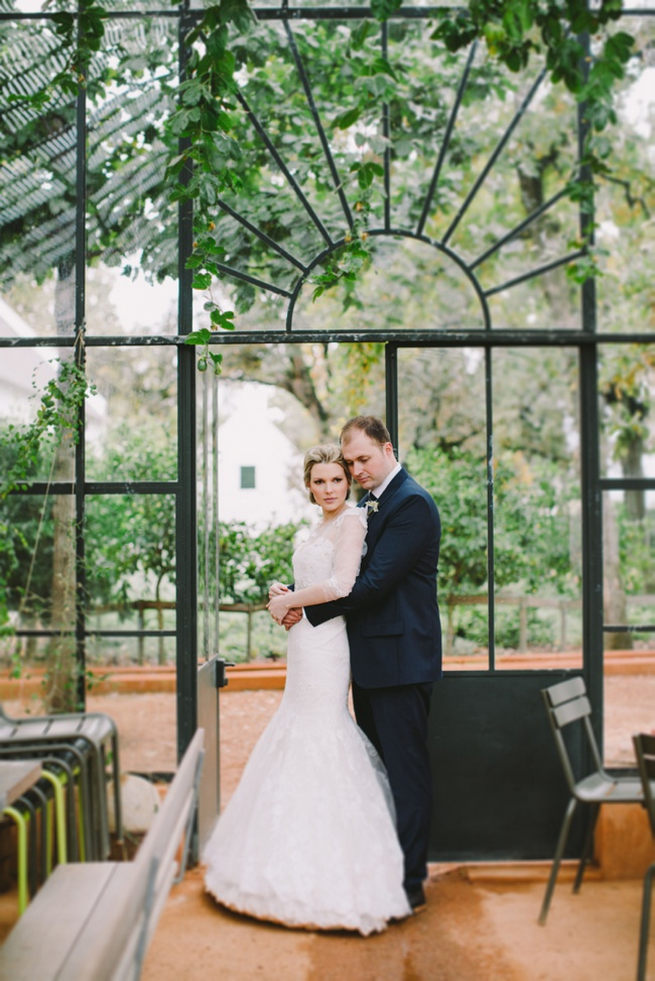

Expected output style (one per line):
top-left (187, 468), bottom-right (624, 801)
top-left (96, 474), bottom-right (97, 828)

top-left (290, 508), bottom-right (367, 607)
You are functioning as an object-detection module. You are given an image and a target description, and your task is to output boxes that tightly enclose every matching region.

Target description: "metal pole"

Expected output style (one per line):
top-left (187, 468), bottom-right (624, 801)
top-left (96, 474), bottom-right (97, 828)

top-left (74, 26), bottom-right (87, 711)
top-left (175, 2), bottom-right (198, 760)
top-left (577, 31), bottom-right (603, 752)
top-left (385, 344), bottom-right (398, 451)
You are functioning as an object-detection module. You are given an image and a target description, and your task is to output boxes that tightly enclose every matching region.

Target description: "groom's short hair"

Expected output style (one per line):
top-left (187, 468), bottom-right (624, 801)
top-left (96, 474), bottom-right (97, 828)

top-left (341, 415), bottom-right (391, 447)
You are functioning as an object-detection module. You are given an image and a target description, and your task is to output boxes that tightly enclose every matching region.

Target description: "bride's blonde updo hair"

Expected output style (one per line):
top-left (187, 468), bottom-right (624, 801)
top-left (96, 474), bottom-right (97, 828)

top-left (303, 444), bottom-right (352, 504)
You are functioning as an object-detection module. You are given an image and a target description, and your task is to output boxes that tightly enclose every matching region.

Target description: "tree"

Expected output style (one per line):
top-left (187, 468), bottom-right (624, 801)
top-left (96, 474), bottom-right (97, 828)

top-left (407, 443), bottom-right (579, 651)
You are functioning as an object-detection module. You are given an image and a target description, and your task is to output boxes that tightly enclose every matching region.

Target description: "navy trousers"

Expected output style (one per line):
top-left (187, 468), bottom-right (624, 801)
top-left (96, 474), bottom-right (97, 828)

top-left (352, 680), bottom-right (434, 893)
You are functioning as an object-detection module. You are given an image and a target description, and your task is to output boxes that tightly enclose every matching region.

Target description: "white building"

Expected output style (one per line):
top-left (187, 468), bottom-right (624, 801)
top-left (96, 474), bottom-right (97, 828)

top-left (0, 296), bottom-right (58, 422)
top-left (217, 382), bottom-right (314, 527)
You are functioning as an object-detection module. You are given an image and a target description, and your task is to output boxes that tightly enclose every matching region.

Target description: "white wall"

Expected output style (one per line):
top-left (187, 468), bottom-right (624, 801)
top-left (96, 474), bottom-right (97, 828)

top-left (218, 382), bottom-right (313, 527)
top-left (0, 296), bottom-right (58, 422)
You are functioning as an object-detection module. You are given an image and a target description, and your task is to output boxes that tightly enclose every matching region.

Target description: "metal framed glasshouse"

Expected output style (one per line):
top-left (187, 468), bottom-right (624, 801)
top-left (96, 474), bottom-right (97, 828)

top-left (1, 0), bottom-right (653, 859)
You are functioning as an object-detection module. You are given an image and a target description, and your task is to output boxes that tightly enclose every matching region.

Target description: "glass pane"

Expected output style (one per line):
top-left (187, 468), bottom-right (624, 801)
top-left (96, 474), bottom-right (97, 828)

top-left (0, 349), bottom-right (79, 482)
top-left (485, 251), bottom-right (579, 331)
top-left (0, 491), bottom-right (88, 721)
top-left (86, 488), bottom-right (178, 775)
top-left (493, 348), bottom-right (583, 669)
top-left (602, 490), bottom-right (655, 638)
top-left (0, 15), bottom-right (78, 299)
top-left (441, 51), bottom-right (581, 330)
top-left (602, 487), bottom-right (655, 764)
top-left (292, 237), bottom-right (487, 332)
top-left (196, 361), bottom-right (313, 665)
top-left (0, 279), bottom-right (58, 339)
top-left (604, 669), bottom-right (655, 767)
top-left (84, 13), bottom-right (178, 324)
top-left (85, 346), bottom-right (177, 481)
top-left (595, 16), bottom-right (654, 334)
top-left (599, 344), bottom-right (655, 479)
top-left (85, 264), bottom-right (177, 337)
top-left (0, 492), bottom-right (75, 629)
top-left (85, 494), bottom-right (176, 662)
top-left (397, 347), bottom-right (489, 668)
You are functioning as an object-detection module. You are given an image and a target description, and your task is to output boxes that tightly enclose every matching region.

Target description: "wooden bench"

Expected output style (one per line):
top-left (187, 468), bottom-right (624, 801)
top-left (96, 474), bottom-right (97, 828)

top-left (0, 728), bottom-right (205, 981)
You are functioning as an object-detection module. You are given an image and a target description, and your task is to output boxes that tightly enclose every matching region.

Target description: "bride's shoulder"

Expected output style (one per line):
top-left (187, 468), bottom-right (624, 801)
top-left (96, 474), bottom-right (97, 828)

top-left (293, 522), bottom-right (313, 547)
top-left (337, 502), bottom-right (367, 528)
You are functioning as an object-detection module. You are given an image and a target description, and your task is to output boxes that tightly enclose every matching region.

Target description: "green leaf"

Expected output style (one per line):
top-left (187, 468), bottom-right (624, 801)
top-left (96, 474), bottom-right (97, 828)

top-left (192, 272), bottom-right (213, 290)
top-left (333, 106), bottom-right (361, 130)
top-left (367, 56), bottom-right (398, 80)
top-left (210, 309), bottom-right (235, 330)
top-left (185, 329), bottom-right (212, 345)
top-left (370, 0), bottom-right (403, 23)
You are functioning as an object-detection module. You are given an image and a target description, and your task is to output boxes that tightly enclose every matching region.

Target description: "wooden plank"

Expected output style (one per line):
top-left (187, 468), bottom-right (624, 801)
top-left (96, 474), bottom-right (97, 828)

top-left (0, 728), bottom-right (205, 981)
top-left (0, 864), bottom-right (118, 979)
top-left (0, 760), bottom-right (42, 809)
top-left (53, 864), bottom-right (141, 981)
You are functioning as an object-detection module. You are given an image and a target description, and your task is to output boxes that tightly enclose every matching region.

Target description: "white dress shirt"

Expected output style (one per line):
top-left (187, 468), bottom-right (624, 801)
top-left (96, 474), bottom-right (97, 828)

top-left (371, 462), bottom-right (401, 499)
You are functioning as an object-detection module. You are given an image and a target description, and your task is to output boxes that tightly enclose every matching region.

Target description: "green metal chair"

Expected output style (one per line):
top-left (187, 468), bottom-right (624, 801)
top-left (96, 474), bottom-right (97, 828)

top-left (633, 732), bottom-right (655, 981)
top-left (0, 705), bottom-right (122, 858)
top-left (539, 676), bottom-right (644, 925)
top-left (0, 744), bottom-right (89, 864)
top-left (1, 756), bottom-right (72, 915)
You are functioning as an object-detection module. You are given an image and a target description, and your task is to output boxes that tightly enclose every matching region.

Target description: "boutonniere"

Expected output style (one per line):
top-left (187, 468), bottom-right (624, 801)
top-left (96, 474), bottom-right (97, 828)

top-left (365, 498), bottom-right (379, 516)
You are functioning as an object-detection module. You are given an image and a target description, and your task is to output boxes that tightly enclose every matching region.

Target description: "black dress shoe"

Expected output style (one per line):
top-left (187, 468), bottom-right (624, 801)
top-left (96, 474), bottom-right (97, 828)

top-left (405, 884), bottom-right (427, 911)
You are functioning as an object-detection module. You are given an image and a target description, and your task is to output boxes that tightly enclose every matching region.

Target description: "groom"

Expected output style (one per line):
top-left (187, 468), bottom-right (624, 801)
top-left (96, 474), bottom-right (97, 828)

top-left (288, 415), bottom-right (442, 911)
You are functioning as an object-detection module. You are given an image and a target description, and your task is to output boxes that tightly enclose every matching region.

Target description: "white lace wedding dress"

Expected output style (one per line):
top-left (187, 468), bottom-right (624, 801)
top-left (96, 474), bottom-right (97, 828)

top-left (203, 503), bottom-right (411, 934)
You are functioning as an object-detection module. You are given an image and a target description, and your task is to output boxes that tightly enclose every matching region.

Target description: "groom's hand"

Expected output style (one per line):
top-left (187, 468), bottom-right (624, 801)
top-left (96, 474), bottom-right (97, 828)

top-left (281, 607), bottom-right (302, 630)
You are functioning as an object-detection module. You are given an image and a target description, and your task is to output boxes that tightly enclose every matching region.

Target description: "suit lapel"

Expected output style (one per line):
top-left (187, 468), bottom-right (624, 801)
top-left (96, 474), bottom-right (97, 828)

top-left (362, 469), bottom-right (408, 555)
top-left (376, 468), bottom-right (407, 507)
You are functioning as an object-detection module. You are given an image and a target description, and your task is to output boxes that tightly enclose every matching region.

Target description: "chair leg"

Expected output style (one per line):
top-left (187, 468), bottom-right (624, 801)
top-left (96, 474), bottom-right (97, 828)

top-left (60, 742), bottom-right (93, 861)
top-left (27, 784), bottom-right (49, 887)
top-left (539, 796), bottom-right (578, 925)
top-left (49, 758), bottom-right (79, 863)
top-left (40, 770), bottom-right (67, 865)
top-left (18, 797), bottom-right (38, 900)
top-left (3, 805), bottom-right (29, 915)
top-left (573, 802), bottom-right (600, 894)
top-left (637, 862), bottom-right (654, 981)
top-left (110, 733), bottom-right (123, 845)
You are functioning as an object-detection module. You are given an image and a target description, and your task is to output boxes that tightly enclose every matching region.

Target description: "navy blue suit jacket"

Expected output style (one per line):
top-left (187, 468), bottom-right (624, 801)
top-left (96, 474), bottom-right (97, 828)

top-left (306, 468), bottom-right (442, 689)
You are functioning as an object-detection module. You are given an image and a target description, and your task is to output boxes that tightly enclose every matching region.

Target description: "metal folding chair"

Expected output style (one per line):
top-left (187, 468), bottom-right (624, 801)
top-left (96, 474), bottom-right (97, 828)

top-left (0, 705), bottom-right (122, 857)
top-left (0, 742), bottom-right (91, 862)
top-left (539, 676), bottom-right (644, 924)
top-left (633, 732), bottom-right (655, 981)
top-left (1, 755), bottom-right (73, 915)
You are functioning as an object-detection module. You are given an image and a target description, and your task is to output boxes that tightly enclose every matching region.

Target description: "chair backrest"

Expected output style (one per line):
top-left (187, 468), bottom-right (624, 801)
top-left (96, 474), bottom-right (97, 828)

top-left (541, 677), bottom-right (604, 792)
top-left (633, 732), bottom-right (655, 838)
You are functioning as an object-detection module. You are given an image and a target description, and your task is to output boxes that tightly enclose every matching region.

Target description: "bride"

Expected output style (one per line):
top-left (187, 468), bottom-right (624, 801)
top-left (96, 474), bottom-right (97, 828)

top-left (203, 444), bottom-right (411, 934)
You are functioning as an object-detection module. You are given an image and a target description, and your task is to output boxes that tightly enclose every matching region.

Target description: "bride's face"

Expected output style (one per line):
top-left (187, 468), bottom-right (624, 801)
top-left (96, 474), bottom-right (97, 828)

top-left (308, 462), bottom-right (349, 516)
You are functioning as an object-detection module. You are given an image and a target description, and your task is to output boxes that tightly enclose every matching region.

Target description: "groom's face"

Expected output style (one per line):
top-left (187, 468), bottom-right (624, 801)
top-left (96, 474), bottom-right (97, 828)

top-left (341, 430), bottom-right (396, 491)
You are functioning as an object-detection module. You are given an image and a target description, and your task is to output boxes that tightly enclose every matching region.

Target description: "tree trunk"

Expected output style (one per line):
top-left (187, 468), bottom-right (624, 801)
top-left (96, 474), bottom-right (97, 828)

top-left (156, 576), bottom-right (165, 666)
top-left (43, 259), bottom-right (79, 712)
top-left (602, 497), bottom-right (632, 651)
top-left (620, 432), bottom-right (646, 521)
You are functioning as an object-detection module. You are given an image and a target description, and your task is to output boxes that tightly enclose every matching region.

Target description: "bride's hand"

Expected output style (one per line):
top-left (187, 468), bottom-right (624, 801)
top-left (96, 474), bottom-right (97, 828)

top-left (268, 581), bottom-right (289, 600)
top-left (267, 592), bottom-right (291, 624)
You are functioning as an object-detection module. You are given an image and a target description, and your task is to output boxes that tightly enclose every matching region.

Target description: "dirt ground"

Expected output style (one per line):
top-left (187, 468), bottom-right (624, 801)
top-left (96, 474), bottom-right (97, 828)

top-left (2, 678), bottom-right (654, 979)
top-left (6, 671), bottom-right (651, 780)
top-left (96, 680), bottom-right (655, 980)
top-left (139, 866), bottom-right (650, 981)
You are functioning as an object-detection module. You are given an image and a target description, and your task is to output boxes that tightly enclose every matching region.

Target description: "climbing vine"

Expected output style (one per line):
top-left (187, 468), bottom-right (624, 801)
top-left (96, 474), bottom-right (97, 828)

top-left (0, 355), bottom-right (96, 655)
top-left (0, 357), bottom-right (94, 500)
